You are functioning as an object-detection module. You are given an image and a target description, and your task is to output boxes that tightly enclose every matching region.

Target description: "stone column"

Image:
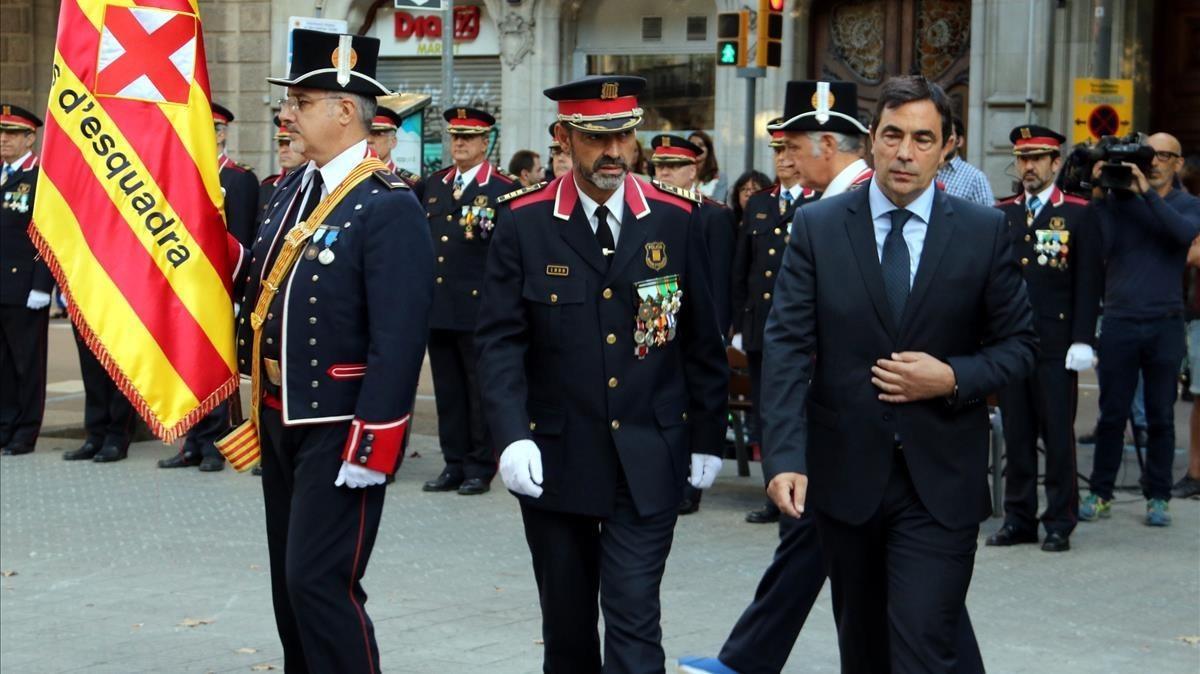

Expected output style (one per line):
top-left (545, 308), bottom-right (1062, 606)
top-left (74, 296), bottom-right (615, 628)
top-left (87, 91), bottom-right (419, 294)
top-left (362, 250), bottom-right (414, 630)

top-left (202, 0), bottom-right (273, 174)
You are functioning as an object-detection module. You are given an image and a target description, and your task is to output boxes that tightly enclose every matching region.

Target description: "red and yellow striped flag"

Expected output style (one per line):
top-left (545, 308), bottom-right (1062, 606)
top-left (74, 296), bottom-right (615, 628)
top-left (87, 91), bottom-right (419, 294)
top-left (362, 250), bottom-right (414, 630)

top-left (32, 0), bottom-right (239, 442)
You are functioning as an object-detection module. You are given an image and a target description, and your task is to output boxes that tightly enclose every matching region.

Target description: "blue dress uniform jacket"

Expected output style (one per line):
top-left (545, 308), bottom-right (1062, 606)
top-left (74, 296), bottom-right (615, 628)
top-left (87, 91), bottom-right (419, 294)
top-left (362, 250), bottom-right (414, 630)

top-left (475, 174), bottom-right (729, 517)
top-left (730, 185), bottom-right (816, 352)
top-left (237, 165), bottom-right (434, 472)
top-left (219, 154), bottom-right (261, 248)
top-left (996, 186), bottom-right (1102, 358)
top-left (420, 161), bottom-right (518, 332)
top-left (1, 155), bottom-right (52, 306)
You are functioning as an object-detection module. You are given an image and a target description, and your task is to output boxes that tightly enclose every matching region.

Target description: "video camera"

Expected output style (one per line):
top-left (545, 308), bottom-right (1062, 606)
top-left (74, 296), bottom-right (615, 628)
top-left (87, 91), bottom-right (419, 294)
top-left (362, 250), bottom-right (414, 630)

top-left (1060, 132), bottom-right (1156, 194)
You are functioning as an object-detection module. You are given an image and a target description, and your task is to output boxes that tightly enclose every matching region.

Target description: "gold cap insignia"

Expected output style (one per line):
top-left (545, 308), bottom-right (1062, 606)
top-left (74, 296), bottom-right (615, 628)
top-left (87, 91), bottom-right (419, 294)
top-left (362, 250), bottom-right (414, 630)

top-left (811, 91), bottom-right (836, 109)
top-left (662, 137), bottom-right (671, 147)
top-left (457, 108), bottom-right (467, 119)
top-left (601, 82), bottom-right (619, 100)
top-left (1020, 127), bottom-right (1031, 139)
top-left (1, 106), bottom-right (9, 116)
top-left (329, 47), bottom-right (358, 70)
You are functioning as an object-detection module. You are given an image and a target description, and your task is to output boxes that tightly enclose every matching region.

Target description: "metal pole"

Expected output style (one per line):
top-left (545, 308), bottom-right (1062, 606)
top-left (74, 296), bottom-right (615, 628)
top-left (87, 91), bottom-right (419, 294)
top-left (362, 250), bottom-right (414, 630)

top-left (1091, 0), bottom-right (1113, 78)
top-left (744, 76), bottom-right (756, 173)
top-left (440, 2), bottom-right (455, 167)
top-left (1023, 0), bottom-right (1036, 123)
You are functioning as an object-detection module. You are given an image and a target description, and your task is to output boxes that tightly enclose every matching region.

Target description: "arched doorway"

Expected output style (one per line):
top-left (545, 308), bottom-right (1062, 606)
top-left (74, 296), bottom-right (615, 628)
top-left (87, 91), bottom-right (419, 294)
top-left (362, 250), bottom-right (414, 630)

top-left (808, 0), bottom-right (971, 128)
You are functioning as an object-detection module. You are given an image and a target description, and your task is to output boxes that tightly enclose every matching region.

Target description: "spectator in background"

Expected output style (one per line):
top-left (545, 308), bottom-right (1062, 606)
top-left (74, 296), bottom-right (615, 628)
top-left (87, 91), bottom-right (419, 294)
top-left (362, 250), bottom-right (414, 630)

top-left (937, 116), bottom-right (995, 206)
top-left (507, 149), bottom-right (543, 187)
top-left (1081, 132), bottom-right (1200, 527)
top-left (730, 170), bottom-right (772, 227)
top-left (546, 121), bottom-right (572, 181)
top-left (633, 137), bottom-right (652, 177)
top-left (1178, 232), bottom-right (1200, 499)
top-left (690, 130), bottom-right (727, 201)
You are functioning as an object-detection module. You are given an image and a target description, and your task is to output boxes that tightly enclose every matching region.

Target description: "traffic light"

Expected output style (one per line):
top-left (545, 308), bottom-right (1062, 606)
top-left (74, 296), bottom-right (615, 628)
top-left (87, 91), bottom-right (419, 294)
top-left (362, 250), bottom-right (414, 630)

top-left (757, 0), bottom-right (784, 68)
top-left (716, 11), bottom-right (748, 68)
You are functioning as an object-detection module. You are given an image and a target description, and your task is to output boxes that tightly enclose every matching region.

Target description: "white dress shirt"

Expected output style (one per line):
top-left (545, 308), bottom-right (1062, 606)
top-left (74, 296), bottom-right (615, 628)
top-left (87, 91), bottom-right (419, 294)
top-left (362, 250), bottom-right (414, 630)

top-left (1025, 183), bottom-right (1055, 220)
top-left (574, 178), bottom-right (625, 247)
top-left (822, 158), bottom-right (870, 199)
top-left (868, 178), bottom-right (937, 287)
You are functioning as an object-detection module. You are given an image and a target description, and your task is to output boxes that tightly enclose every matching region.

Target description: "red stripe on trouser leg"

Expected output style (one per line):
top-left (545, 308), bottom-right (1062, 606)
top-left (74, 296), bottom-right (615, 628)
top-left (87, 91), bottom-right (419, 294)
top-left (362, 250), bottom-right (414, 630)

top-left (348, 490), bottom-right (376, 674)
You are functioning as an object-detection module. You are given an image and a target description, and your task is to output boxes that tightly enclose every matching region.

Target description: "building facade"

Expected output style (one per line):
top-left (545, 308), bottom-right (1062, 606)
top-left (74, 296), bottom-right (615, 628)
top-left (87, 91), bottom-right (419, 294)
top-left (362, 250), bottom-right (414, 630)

top-left (2, 0), bottom-right (1196, 198)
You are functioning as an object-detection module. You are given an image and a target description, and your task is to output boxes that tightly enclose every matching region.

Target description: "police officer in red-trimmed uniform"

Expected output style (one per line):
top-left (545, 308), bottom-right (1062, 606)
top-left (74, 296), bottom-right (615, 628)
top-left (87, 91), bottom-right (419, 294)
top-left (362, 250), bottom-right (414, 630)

top-left (366, 104), bottom-right (420, 187)
top-left (258, 115), bottom-right (306, 225)
top-left (475, 76), bottom-right (728, 674)
top-left (419, 106), bottom-right (518, 495)
top-left (989, 125), bottom-right (1102, 553)
top-left (213, 104), bottom-right (260, 247)
top-left (0, 104), bottom-right (50, 456)
top-left (237, 29), bottom-right (433, 672)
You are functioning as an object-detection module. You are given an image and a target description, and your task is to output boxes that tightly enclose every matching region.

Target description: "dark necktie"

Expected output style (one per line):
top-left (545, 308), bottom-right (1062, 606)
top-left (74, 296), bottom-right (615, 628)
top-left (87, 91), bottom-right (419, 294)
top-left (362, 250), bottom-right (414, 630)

top-left (296, 171), bottom-right (324, 226)
top-left (594, 204), bottom-right (615, 267)
top-left (881, 208), bottom-right (913, 322)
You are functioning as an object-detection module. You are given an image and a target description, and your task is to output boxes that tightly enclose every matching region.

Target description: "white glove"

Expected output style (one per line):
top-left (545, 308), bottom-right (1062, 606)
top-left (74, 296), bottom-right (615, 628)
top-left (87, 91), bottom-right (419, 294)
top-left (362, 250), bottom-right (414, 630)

top-left (334, 461), bottom-right (387, 488)
top-left (688, 453), bottom-right (724, 489)
top-left (499, 439), bottom-right (543, 498)
top-left (731, 333), bottom-right (744, 351)
top-left (25, 290), bottom-right (51, 311)
top-left (1065, 343), bottom-right (1096, 372)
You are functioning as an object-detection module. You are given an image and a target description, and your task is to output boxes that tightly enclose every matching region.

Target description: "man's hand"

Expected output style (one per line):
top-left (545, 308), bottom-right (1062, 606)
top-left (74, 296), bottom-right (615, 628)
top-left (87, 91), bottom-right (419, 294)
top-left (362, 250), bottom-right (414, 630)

top-left (1123, 162), bottom-right (1150, 194)
top-left (688, 453), bottom-right (723, 489)
top-left (767, 472), bottom-right (808, 518)
top-left (499, 439), bottom-right (543, 498)
top-left (334, 462), bottom-right (386, 488)
top-left (871, 352), bottom-right (957, 403)
top-left (25, 290), bottom-right (50, 311)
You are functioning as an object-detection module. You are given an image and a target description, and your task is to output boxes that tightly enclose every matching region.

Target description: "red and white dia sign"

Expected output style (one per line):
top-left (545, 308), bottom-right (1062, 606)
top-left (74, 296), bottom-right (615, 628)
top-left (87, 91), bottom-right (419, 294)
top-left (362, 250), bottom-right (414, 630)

top-left (374, 4), bottom-right (499, 57)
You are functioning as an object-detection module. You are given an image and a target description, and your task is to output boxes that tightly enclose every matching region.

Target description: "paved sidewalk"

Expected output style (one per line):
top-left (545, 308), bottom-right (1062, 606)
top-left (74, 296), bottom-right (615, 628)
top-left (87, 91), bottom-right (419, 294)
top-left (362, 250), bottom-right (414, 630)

top-left (2, 433), bottom-right (1198, 674)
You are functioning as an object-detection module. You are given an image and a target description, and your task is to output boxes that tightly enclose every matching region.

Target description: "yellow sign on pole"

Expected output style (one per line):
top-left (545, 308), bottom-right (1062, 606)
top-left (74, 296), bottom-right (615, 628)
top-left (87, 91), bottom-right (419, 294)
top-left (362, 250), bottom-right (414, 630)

top-left (1072, 78), bottom-right (1133, 144)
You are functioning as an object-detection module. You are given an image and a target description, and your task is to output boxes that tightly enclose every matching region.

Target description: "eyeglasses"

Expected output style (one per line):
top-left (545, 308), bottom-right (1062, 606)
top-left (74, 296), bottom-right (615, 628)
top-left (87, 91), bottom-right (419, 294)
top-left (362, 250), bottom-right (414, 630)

top-left (276, 95), bottom-right (342, 113)
top-left (1154, 151), bottom-right (1182, 162)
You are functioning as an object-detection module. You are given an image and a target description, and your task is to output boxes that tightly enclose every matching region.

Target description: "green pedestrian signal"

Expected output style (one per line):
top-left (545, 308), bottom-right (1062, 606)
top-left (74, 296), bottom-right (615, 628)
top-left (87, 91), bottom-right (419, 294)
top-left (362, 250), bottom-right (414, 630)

top-left (720, 43), bottom-right (738, 65)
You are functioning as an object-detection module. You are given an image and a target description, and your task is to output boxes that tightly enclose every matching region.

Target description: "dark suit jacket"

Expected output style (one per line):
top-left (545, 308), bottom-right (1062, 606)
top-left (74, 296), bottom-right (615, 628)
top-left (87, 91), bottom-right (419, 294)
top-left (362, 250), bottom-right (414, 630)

top-left (220, 158), bottom-right (260, 248)
top-left (762, 185), bottom-right (1037, 529)
top-left (475, 174), bottom-right (729, 518)
top-left (1, 156), bottom-right (52, 306)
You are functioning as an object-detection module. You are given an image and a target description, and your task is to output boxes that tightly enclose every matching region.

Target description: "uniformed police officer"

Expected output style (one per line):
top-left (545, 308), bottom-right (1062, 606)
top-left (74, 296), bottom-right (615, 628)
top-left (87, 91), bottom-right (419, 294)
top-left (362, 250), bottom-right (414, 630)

top-left (366, 104), bottom-right (420, 187)
top-left (214, 104), bottom-right (260, 247)
top-left (547, 121), bottom-right (572, 181)
top-left (0, 104), bottom-right (50, 456)
top-left (61, 315), bottom-right (138, 463)
top-left (419, 106), bottom-right (517, 495)
top-left (237, 29), bottom-right (433, 671)
top-left (258, 115), bottom-right (306, 224)
top-left (730, 117), bottom-right (816, 523)
top-left (989, 125), bottom-right (1102, 553)
top-left (475, 75), bottom-right (728, 674)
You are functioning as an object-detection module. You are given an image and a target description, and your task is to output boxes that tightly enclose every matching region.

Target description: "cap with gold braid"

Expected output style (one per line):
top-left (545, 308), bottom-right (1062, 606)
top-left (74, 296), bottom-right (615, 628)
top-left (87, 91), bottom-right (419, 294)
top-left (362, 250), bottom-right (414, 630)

top-left (649, 134), bottom-right (701, 165)
top-left (442, 107), bottom-right (494, 136)
top-left (1009, 125), bottom-right (1066, 156)
top-left (273, 114), bottom-right (290, 140)
top-left (544, 75), bottom-right (646, 134)
top-left (211, 103), bottom-right (235, 125)
top-left (767, 116), bottom-right (786, 148)
top-left (0, 104), bottom-right (42, 132)
top-left (548, 121), bottom-right (562, 150)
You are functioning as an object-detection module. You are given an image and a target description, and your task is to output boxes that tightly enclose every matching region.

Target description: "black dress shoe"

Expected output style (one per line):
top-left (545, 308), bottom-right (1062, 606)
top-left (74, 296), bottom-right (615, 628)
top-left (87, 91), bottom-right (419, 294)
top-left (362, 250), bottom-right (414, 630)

top-left (63, 442), bottom-right (101, 461)
top-left (1041, 532), bottom-right (1070, 552)
top-left (985, 524), bottom-right (1038, 546)
top-left (422, 472), bottom-right (464, 492)
top-left (92, 444), bottom-right (128, 463)
top-left (157, 452), bottom-right (201, 468)
top-left (457, 478), bottom-right (490, 495)
top-left (2, 443), bottom-right (35, 456)
top-left (745, 501), bottom-right (781, 524)
top-left (251, 464), bottom-right (263, 476)
top-left (198, 455), bottom-right (225, 472)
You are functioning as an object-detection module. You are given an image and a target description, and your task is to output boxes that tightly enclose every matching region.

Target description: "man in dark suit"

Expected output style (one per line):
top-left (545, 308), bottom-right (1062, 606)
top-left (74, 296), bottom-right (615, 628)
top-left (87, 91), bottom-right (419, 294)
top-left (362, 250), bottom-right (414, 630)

top-left (231, 29), bottom-right (433, 672)
top-left (990, 125), bottom-right (1102, 553)
top-left (0, 104), bottom-right (50, 456)
top-left (475, 75), bottom-right (728, 674)
top-left (762, 76), bottom-right (1037, 673)
top-left (213, 104), bottom-right (260, 247)
top-left (419, 106), bottom-right (517, 495)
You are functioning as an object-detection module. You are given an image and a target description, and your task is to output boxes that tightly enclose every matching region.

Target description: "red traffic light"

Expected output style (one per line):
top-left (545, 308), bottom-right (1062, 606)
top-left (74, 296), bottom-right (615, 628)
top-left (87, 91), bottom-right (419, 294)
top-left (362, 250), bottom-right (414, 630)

top-left (768, 0), bottom-right (785, 10)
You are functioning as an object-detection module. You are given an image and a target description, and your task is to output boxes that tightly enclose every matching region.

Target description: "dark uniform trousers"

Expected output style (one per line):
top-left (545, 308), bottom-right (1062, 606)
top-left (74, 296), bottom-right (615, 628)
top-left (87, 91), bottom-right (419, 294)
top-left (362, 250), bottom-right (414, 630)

top-left (258, 406), bottom-right (385, 674)
top-left (422, 162), bottom-right (515, 481)
top-left (995, 190), bottom-right (1100, 527)
top-left (182, 402), bottom-right (229, 460)
top-left (0, 158), bottom-right (51, 449)
top-left (72, 324), bottom-right (135, 448)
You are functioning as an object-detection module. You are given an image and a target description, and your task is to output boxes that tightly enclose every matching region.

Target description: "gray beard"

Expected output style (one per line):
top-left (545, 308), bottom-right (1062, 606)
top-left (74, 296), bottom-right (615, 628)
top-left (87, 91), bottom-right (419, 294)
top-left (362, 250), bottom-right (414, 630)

top-left (587, 170), bottom-right (624, 191)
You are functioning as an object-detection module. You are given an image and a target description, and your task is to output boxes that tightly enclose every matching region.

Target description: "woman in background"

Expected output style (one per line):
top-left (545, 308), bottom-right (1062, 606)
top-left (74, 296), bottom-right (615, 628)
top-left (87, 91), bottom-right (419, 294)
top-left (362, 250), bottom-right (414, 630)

top-left (689, 130), bottom-right (726, 201)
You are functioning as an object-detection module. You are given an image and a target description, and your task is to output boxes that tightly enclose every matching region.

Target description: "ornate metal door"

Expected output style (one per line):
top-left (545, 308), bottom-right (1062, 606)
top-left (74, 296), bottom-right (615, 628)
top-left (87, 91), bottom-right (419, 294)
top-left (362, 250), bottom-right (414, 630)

top-left (809, 0), bottom-right (971, 129)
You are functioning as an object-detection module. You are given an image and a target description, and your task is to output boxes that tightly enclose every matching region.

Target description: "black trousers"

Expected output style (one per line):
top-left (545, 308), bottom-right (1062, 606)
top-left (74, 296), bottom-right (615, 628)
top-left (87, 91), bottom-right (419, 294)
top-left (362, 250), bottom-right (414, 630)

top-left (72, 324), bottom-right (135, 448)
top-left (182, 402), bottom-right (229, 460)
top-left (428, 328), bottom-right (495, 480)
top-left (998, 360), bottom-right (1079, 535)
top-left (0, 305), bottom-right (48, 447)
top-left (817, 454), bottom-right (980, 674)
top-left (1091, 316), bottom-right (1185, 500)
top-left (520, 484), bottom-right (678, 674)
top-left (720, 512), bottom-right (985, 674)
top-left (747, 350), bottom-right (763, 444)
top-left (259, 407), bottom-right (386, 674)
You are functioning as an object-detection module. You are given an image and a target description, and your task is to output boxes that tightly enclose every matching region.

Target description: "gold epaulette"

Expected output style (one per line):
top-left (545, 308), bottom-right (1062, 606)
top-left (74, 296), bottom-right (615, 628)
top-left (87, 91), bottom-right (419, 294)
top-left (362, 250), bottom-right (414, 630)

top-left (396, 168), bottom-right (421, 184)
top-left (373, 169), bottom-right (410, 190)
top-left (497, 181), bottom-right (548, 204)
top-left (651, 179), bottom-right (702, 204)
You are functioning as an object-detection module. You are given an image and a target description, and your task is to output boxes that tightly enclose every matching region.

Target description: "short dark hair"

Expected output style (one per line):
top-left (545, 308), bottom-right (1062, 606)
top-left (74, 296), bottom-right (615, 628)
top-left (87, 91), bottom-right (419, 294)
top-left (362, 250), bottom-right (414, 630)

top-left (872, 76), bottom-right (953, 145)
top-left (508, 149), bottom-right (540, 176)
top-left (952, 116), bottom-right (965, 138)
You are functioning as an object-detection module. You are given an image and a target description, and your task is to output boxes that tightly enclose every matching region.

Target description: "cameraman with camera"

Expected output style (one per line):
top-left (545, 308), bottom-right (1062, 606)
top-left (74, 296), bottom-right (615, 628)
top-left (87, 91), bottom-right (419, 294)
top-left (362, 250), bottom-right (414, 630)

top-left (1082, 132), bottom-right (1200, 527)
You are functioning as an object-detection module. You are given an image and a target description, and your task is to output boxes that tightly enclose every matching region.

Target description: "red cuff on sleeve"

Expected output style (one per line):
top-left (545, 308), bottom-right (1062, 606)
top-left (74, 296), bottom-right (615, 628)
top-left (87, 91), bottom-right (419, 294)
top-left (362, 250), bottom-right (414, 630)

top-left (341, 415), bottom-right (410, 475)
top-left (226, 233), bottom-right (246, 282)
